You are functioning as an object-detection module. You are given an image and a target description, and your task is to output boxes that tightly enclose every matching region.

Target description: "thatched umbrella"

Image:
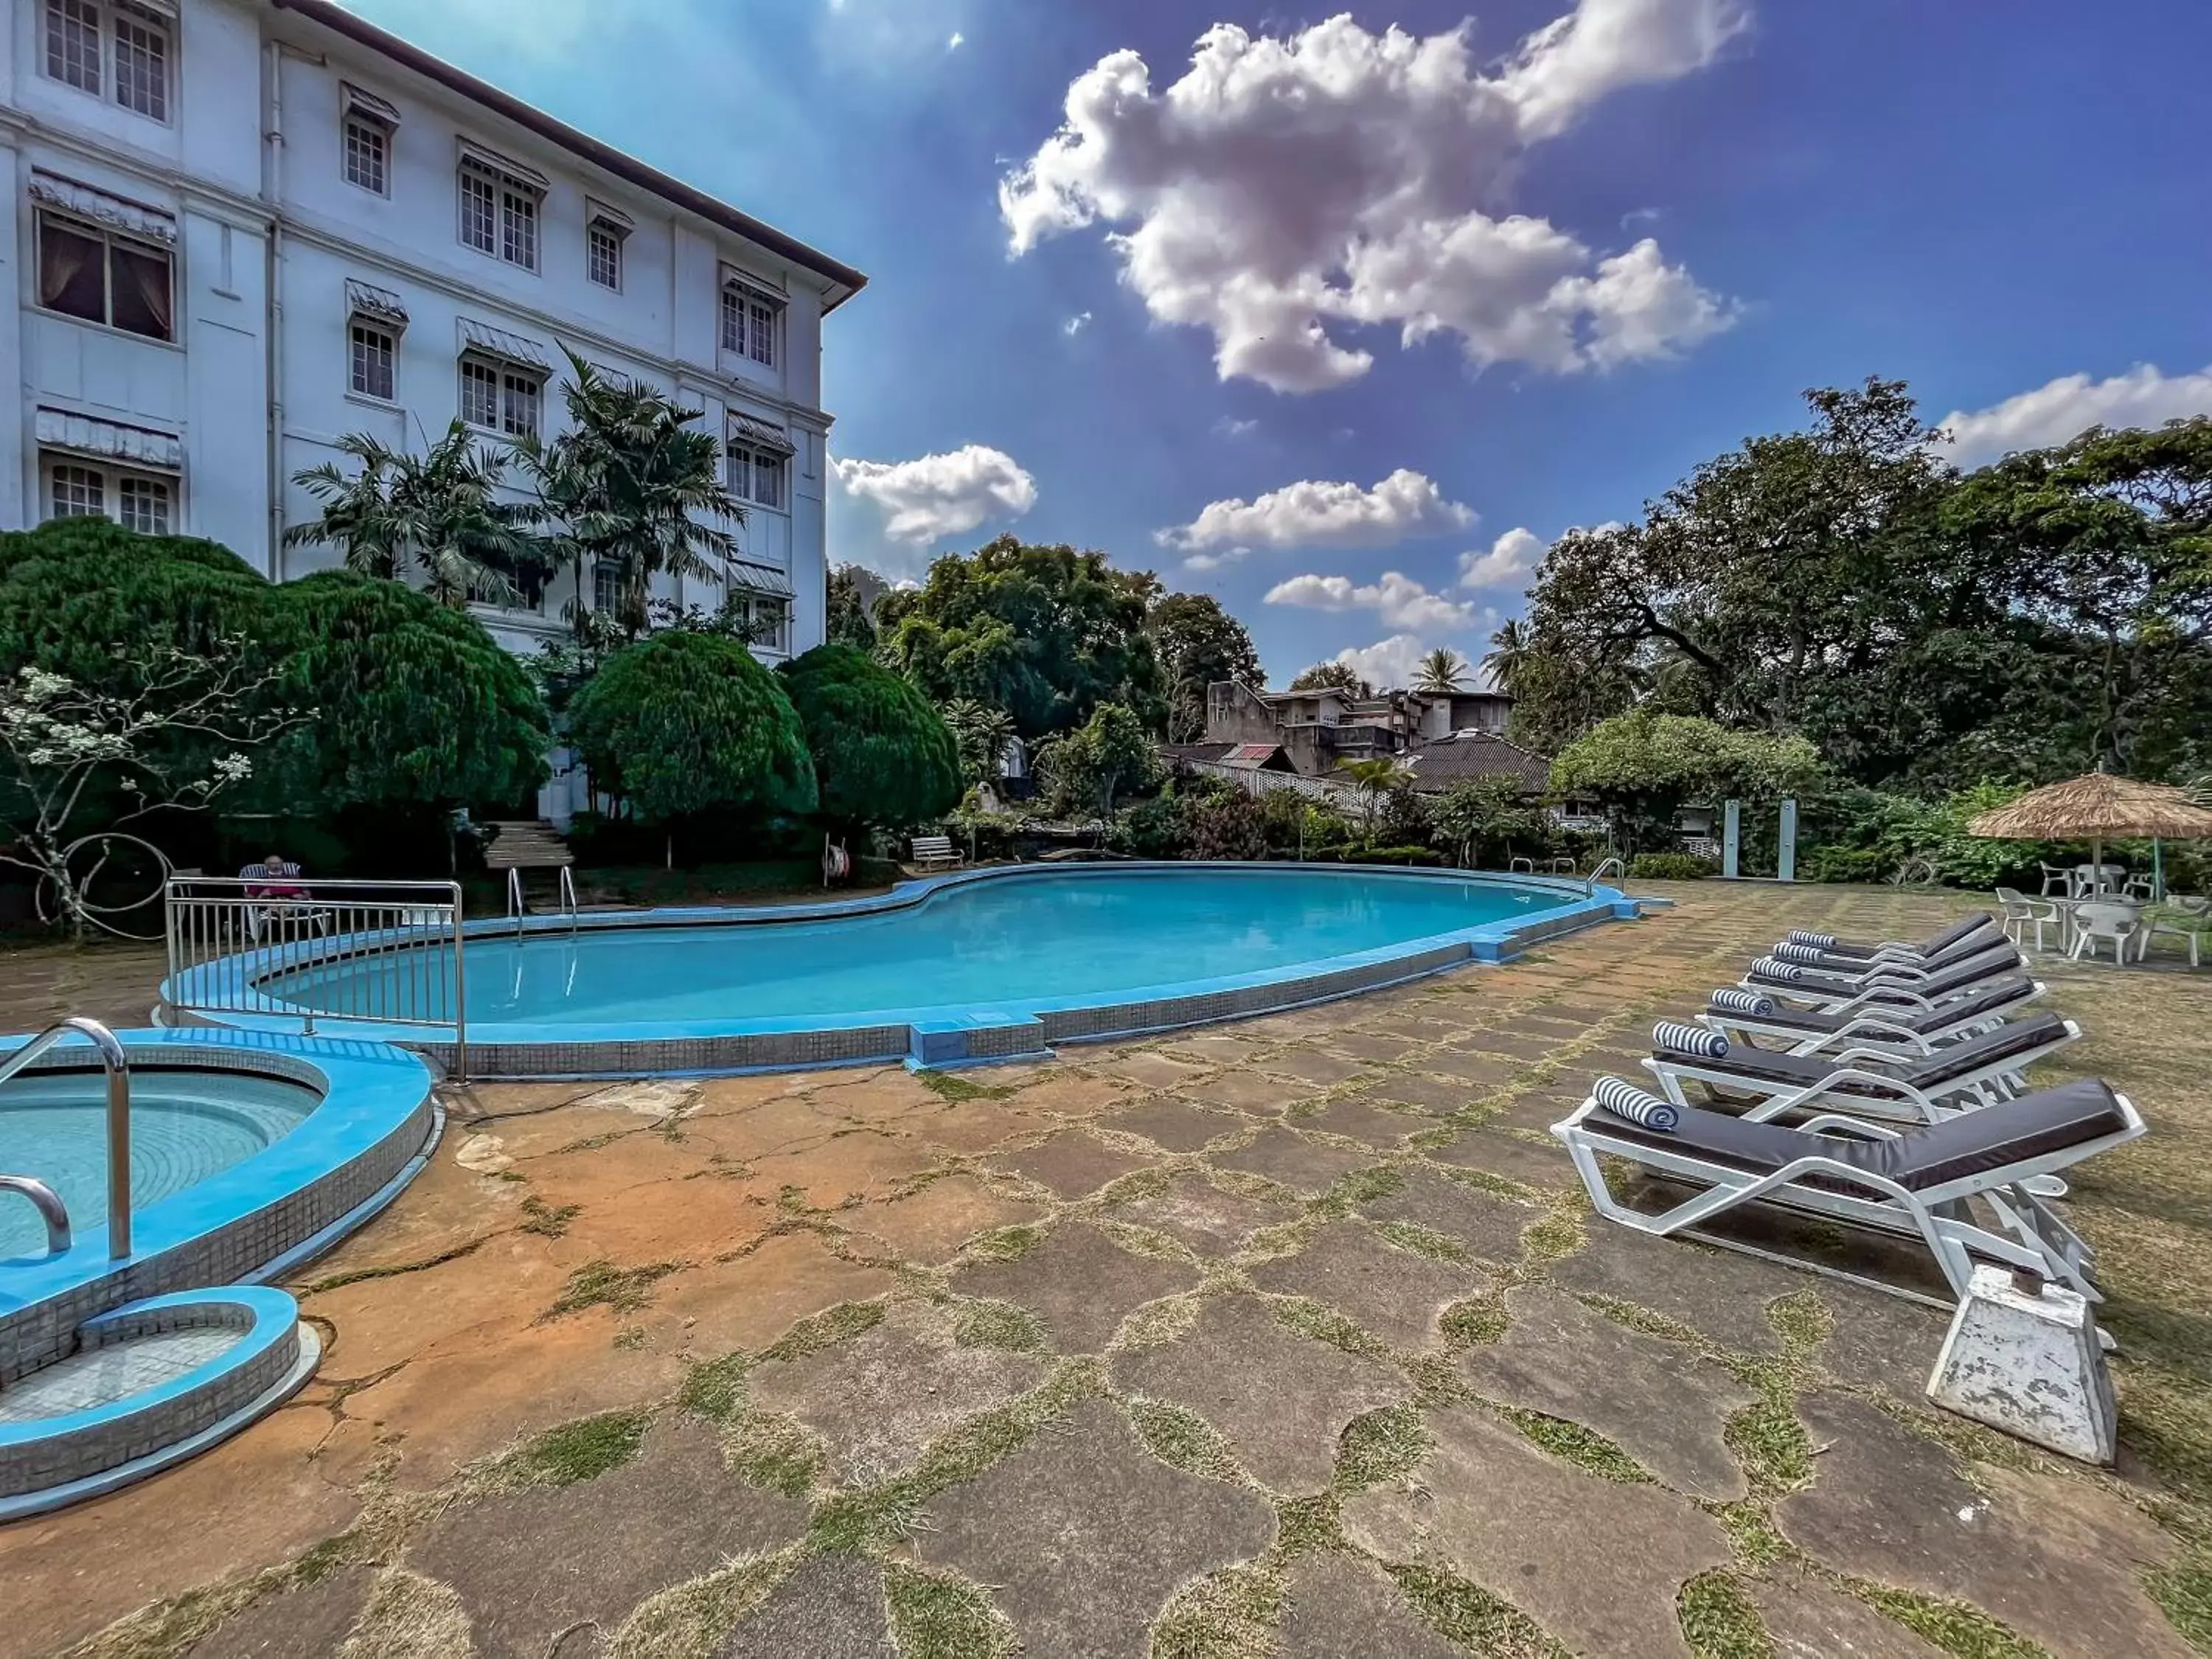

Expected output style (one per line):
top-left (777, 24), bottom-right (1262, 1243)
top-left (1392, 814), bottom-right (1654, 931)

top-left (1969, 772), bottom-right (2212, 897)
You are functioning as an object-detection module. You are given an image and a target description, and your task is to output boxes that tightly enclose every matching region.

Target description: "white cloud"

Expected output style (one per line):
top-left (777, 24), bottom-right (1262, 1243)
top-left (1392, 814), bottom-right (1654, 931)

top-left (1939, 364), bottom-right (2212, 466)
top-left (1000, 2), bottom-right (1742, 392)
top-left (1063, 311), bottom-right (1093, 336)
top-left (1214, 417), bottom-right (1259, 439)
top-left (1265, 571), bottom-right (1477, 633)
top-left (1330, 635), bottom-right (1442, 691)
top-left (1458, 526), bottom-right (1544, 589)
top-left (947, 29), bottom-right (964, 49)
top-left (1157, 469), bottom-right (1473, 553)
top-left (1180, 548), bottom-right (1247, 574)
top-left (830, 445), bottom-right (1038, 543)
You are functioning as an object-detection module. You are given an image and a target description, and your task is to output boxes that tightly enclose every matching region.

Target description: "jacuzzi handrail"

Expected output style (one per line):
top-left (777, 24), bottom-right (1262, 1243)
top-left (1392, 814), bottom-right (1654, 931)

top-left (0, 1175), bottom-right (71, 1255)
top-left (0, 1018), bottom-right (131, 1259)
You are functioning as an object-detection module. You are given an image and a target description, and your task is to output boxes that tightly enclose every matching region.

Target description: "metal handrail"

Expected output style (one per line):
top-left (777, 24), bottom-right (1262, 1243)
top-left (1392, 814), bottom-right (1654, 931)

top-left (0, 1175), bottom-right (71, 1254)
top-left (507, 866), bottom-right (526, 934)
top-left (0, 1018), bottom-right (130, 1258)
top-left (558, 865), bottom-right (579, 933)
top-left (1587, 855), bottom-right (1628, 897)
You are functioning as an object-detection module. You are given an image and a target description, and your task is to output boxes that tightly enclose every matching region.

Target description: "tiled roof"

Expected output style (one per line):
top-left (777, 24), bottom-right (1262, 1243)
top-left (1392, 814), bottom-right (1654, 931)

top-left (1161, 743), bottom-right (1237, 765)
top-left (1401, 731), bottom-right (1551, 794)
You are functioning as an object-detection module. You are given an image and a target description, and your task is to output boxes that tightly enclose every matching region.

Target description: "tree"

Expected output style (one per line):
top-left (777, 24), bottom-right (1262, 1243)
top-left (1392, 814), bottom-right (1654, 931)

top-left (941, 698), bottom-right (1016, 788)
top-left (271, 572), bottom-right (550, 815)
top-left (826, 564), bottom-right (886, 650)
top-left (511, 351), bottom-right (745, 640)
top-left (1038, 701), bottom-right (1156, 818)
top-left (1433, 776), bottom-right (1540, 868)
top-left (779, 644), bottom-right (961, 832)
top-left (1148, 591), bottom-right (1262, 740)
top-left (1550, 710), bottom-right (1824, 854)
top-left (1415, 647), bottom-right (1469, 693)
top-left (0, 650), bottom-right (299, 936)
top-left (567, 631), bottom-right (815, 824)
top-left (1482, 619), bottom-right (1531, 699)
top-left (1335, 756), bottom-right (1416, 838)
top-left (1289, 661), bottom-right (1371, 696)
top-left (874, 537), bottom-right (1165, 738)
top-left (286, 421), bottom-right (548, 608)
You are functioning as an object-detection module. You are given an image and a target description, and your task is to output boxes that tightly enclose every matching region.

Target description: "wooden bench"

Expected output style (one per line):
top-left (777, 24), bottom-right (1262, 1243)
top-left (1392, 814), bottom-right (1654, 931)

top-left (910, 834), bottom-right (966, 872)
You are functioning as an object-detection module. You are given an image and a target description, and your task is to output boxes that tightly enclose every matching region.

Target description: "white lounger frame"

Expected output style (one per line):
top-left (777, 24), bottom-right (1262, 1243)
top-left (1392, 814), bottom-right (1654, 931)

top-left (1700, 980), bottom-right (2045, 1060)
top-left (1550, 1090), bottom-right (2144, 1308)
top-left (1641, 1018), bottom-right (2080, 1126)
top-left (1739, 953), bottom-right (2024, 1017)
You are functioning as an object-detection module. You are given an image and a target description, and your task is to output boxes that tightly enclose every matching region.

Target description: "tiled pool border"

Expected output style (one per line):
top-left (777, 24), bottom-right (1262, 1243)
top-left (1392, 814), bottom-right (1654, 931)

top-left (166, 863), bottom-right (1644, 1079)
top-left (0, 1031), bottom-right (437, 1383)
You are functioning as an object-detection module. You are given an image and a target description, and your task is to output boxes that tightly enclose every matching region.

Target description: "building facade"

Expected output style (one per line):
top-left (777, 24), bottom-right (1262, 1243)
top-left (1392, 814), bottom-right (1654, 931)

top-left (1198, 680), bottom-right (1517, 779)
top-left (2, 0), bottom-right (863, 700)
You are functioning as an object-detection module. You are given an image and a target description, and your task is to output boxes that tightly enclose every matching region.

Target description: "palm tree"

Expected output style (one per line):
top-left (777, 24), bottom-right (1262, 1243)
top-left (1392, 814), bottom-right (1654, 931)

top-left (1336, 755), bottom-right (1416, 839)
top-left (1415, 647), bottom-right (1469, 693)
top-left (1482, 619), bottom-right (1531, 698)
top-left (286, 423), bottom-right (545, 608)
top-left (942, 698), bottom-right (1016, 788)
top-left (510, 350), bottom-right (745, 640)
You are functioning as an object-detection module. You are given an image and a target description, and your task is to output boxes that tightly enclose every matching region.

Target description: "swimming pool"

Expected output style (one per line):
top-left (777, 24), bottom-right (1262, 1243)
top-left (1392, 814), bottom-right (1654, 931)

top-left (172, 863), bottom-right (1639, 1076)
top-left (0, 1070), bottom-right (319, 1259)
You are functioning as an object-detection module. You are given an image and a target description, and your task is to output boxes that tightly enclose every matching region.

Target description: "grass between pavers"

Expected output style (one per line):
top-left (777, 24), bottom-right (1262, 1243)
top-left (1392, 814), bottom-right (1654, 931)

top-left (1150, 1562), bottom-right (1280, 1659)
top-left (483, 1409), bottom-right (651, 1490)
top-left (540, 1257), bottom-right (685, 1321)
top-left (1497, 1405), bottom-right (1652, 1484)
top-left (1370, 1217), bottom-right (1475, 1264)
top-left (953, 1296), bottom-right (1049, 1352)
top-left (883, 1561), bottom-right (1018, 1659)
top-left (1677, 1570), bottom-right (1772, 1659)
top-left (516, 1194), bottom-right (581, 1237)
top-left (2146, 1561), bottom-right (2212, 1649)
top-left (606, 1547), bottom-right (799, 1659)
top-left (1387, 1562), bottom-right (1573, 1659)
top-left (1124, 1396), bottom-right (1248, 1486)
top-left (1848, 1582), bottom-right (2056, 1659)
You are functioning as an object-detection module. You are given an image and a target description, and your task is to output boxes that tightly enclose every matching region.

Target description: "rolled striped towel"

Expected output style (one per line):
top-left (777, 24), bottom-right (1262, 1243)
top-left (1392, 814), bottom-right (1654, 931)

top-left (1773, 940), bottom-right (1829, 965)
top-left (1593, 1075), bottom-right (1681, 1131)
top-left (1654, 1019), bottom-right (1728, 1057)
top-left (1709, 987), bottom-right (1776, 1016)
top-left (1787, 930), bottom-right (1838, 949)
top-left (1750, 956), bottom-right (1806, 982)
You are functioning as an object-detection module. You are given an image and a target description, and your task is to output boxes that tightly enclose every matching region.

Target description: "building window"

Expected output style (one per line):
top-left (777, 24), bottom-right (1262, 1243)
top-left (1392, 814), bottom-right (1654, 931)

top-left (720, 279), bottom-right (782, 368)
top-left (46, 0), bottom-right (102, 94)
top-left (731, 593), bottom-right (790, 654)
top-left (459, 355), bottom-right (543, 439)
top-left (502, 189), bottom-right (537, 270)
top-left (748, 298), bottom-right (776, 367)
top-left (728, 443), bottom-right (785, 510)
top-left (111, 2), bottom-right (168, 120)
top-left (36, 212), bottom-right (173, 341)
top-left (587, 221), bottom-right (622, 291)
top-left (459, 168), bottom-right (497, 255)
top-left (344, 117), bottom-right (388, 195)
top-left (591, 560), bottom-right (622, 616)
top-left (350, 321), bottom-right (397, 401)
top-left (43, 456), bottom-right (173, 532)
top-left (459, 161), bottom-right (540, 271)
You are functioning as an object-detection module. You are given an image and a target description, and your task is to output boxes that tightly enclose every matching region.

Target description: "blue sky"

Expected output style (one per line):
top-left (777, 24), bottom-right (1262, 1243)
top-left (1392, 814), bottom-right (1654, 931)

top-left (347, 0), bottom-right (2212, 689)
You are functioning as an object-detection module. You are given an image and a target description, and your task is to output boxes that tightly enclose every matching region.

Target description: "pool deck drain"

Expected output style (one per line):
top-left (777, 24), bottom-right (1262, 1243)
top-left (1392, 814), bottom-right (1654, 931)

top-left (1, 881), bottom-right (2207, 1658)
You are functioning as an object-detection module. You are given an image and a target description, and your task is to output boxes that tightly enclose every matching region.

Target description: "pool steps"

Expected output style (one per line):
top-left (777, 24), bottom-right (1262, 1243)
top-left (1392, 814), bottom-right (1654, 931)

top-left (0, 1286), bottom-right (318, 1520)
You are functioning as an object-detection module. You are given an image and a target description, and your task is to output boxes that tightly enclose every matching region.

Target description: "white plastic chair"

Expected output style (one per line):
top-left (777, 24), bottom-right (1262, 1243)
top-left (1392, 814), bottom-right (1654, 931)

top-left (2137, 901), bottom-right (2205, 968)
top-left (2037, 862), bottom-right (2072, 897)
top-left (1994, 887), bottom-right (2062, 953)
top-left (2071, 863), bottom-right (2125, 898)
top-left (2067, 901), bottom-right (2140, 966)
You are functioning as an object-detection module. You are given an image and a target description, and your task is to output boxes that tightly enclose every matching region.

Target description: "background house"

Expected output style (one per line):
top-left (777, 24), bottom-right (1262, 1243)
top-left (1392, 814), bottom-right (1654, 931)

top-left (1196, 679), bottom-right (1536, 795)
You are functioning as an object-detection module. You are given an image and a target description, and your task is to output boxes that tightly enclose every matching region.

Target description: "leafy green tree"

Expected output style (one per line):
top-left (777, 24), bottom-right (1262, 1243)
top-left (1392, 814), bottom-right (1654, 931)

top-left (567, 631), bottom-right (815, 824)
top-left (1481, 619), bottom-right (1530, 698)
top-left (271, 572), bottom-right (549, 815)
top-left (941, 698), bottom-right (1016, 787)
top-left (826, 564), bottom-right (886, 650)
top-left (1289, 661), bottom-right (1371, 695)
top-left (1433, 776), bottom-right (1540, 868)
top-left (512, 351), bottom-right (745, 639)
top-left (1335, 756), bottom-right (1416, 838)
top-left (1415, 648), bottom-right (1469, 693)
top-left (1037, 701), bottom-right (1156, 818)
top-left (1148, 591), bottom-right (1262, 739)
top-left (1550, 710), bottom-right (1823, 853)
top-left (779, 644), bottom-right (961, 832)
top-left (286, 421), bottom-right (548, 608)
top-left (874, 537), bottom-right (1164, 738)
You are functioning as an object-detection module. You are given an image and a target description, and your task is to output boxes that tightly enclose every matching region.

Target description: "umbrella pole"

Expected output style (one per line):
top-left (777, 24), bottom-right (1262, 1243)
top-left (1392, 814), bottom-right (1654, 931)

top-left (2154, 838), bottom-right (2165, 902)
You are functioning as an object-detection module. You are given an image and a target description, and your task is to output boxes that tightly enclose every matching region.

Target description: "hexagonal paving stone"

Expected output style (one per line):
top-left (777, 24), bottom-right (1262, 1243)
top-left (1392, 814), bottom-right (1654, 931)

top-left (711, 1556), bottom-right (891, 1658)
top-left (1208, 1126), bottom-right (1375, 1194)
top-left (1341, 1402), bottom-right (1731, 1659)
top-left (181, 1566), bottom-right (376, 1658)
top-left (948, 1222), bottom-right (1200, 1352)
top-left (993, 1130), bottom-right (1157, 1199)
top-left (1281, 1552), bottom-right (1462, 1659)
top-left (1359, 1169), bottom-right (1540, 1265)
top-left (1180, 1068), bottom-right (1310, 1113)
top-left (1366, 1070), bottom-right (1489, 1115)
top-left (1261, 1047), bottom-right (1374, 1088)
top-left (1096, 1048), bottom-right (1214, 1091)
top-left (745, 1301), bottom-right (1049, 1487)
top-left (1545, 1222), bottom-right (1796, 1355)
top-left (1102, 1095), bottom-right (1244, 1152)
top-left (1458, 1287), bottom-right (1758, 1500)
top-left (1110, 1172), bottom-right (1301, 1257)
top-left (1248, 1221), bottom-right (1489, 1351)
top-left (914, 1397), bottom-right (1276, 1655)
top-left (1109, 1295), bottom-right (1408, 1492)
top-left (913, 1099), bottom-right (1040, 1154)
top-left (408, 1416), bottom-right (808, 1659)
top-left (1004, 1071), bottom-right (1133, 1117)
top-left (1748, 1565), bottom-right (1948, 1659)
top-left (1776, 1394), bottom-right (2192, 1659)
top-left (1289, 1093), bottom-right (1431, 1147)
top-left (1427, 1129), bottom-right (1574, 1190)
top-left (1321, 1029), bottom-right (1422, 1064)
top-left (844, 1175), bottom-right (1043, 1267)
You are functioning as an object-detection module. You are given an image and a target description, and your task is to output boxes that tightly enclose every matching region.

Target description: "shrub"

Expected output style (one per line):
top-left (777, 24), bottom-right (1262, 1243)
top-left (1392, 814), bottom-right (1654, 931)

top-left (568, 630), bottom-right (815, 824)
top-left (1338, 844), bottom-right (1447, 867)
top-left (779, 643), bottom-right (961, 832)
top-left (1185, 790), bottom-right (1267, 860)
top-left (1627, 852), bottom-right (1717, 880)
top-left (1113, 793), bottom-right (1189, 859)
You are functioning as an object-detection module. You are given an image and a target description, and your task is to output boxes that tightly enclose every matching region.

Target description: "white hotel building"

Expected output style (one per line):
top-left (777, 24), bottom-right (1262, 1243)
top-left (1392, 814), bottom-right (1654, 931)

top-left (1, 0), bottom-right (865, 677)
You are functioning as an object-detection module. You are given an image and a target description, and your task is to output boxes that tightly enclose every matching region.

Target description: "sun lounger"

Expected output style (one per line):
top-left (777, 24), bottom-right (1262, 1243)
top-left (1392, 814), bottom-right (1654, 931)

top-left (1700, 976), bottom-right (2044, 1058)
top-left (1770, 912), bottom-right (2000, 968)
top-left (1760, 932), bottom-right (2018, 988)
top-left (1742, 942), bottom-right (2025, 1013)
top-left (1551, 1077), bottom-right (2142, 1305)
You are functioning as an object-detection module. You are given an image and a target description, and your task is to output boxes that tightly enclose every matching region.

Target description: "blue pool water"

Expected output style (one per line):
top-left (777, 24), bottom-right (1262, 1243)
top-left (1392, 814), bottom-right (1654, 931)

top-left (0, 1071), bottom-right (320, 1259)
top-left (264, 867), bottom-right (1573, 1031)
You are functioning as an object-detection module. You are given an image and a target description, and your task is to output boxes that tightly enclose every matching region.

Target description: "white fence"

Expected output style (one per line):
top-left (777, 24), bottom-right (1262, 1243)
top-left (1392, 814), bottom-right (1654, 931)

top-left (1173, 757), bottom-right (1362, 804)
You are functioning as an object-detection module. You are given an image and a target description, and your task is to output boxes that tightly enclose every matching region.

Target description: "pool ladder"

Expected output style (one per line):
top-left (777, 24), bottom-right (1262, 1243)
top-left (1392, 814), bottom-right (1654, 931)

top-left (506, 866), bottom-right (580, 937)
top-left (0, 1018), bottom-right (132, 1259)
top-left (1585, 856), bottom-right (1628, 897)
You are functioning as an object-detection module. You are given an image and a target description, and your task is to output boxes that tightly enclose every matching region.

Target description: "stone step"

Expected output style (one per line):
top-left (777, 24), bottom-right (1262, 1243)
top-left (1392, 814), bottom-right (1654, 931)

top-left (481, 821), bottom-right (575, 869)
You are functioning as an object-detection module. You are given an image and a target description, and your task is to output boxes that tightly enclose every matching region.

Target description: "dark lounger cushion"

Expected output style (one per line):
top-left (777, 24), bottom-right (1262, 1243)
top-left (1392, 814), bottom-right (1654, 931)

top-left (1815, 912), bottom-right (2000, 963)
top-left (1652, 1011), bottom-right (2067, 1099)
top-left (1587, 1077), bottom-right (2127, 1193)
top-left (1731, 977), bottom-right (2034, 1039)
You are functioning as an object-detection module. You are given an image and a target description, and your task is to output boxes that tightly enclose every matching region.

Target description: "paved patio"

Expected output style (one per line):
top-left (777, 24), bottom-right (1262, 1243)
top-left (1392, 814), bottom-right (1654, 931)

top-left (2, 883), bottom-right (2207, 1658)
